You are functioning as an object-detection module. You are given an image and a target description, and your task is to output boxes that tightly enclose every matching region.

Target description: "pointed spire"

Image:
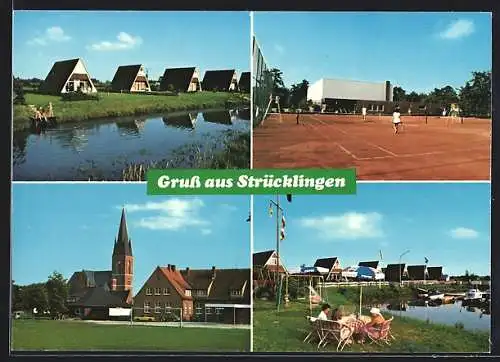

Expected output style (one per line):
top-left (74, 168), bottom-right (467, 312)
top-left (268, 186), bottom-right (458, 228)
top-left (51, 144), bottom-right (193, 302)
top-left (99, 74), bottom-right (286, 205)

top-left (113, 208), bottom-right (132, 256)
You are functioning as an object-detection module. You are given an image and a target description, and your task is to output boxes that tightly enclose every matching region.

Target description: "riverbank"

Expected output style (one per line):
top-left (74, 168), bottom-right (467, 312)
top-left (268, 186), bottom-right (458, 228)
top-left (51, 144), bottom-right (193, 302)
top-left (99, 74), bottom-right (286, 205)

top-left (13, 92), bottom-right (250, 132)
top-left (253, 292), bottom-right (489, 353)
top-left (121, 130), bottom-right (250, 180)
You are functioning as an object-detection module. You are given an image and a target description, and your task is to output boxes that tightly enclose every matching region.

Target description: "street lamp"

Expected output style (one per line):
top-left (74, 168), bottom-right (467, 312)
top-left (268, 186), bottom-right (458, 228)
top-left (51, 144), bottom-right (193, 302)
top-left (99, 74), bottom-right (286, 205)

top-left (399, 250), bottom-right (410, 286)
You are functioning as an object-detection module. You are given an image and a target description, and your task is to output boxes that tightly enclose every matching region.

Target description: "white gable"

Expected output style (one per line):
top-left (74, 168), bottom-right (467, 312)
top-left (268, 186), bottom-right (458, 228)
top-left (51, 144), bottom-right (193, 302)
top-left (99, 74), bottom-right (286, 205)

top-left (73, 59), bottom-right (87, 74)
top-left (137, 66), bottom-right (146, 77)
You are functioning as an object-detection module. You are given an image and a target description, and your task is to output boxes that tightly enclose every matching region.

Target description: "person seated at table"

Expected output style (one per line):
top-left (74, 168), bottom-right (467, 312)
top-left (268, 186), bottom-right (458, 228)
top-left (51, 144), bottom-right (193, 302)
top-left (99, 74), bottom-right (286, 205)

top-left (331, 307), bottom-right (343, 321)
top-left (317, 303), bottom-right (331, 320)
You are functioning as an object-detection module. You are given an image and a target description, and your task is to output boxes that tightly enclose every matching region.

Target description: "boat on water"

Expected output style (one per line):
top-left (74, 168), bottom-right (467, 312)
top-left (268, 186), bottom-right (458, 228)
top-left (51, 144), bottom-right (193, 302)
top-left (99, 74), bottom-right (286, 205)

top-left (464, 288), bottom-right (483, 301)
top-left (427, 290), bottom-right (445, 301)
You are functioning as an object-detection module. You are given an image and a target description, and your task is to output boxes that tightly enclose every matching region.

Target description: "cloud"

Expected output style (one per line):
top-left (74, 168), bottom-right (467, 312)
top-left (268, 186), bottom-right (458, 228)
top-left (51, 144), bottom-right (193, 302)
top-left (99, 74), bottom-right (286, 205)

top-left (274, 44), bottom-right (285, 55)
top-left (28, 26), bottom-right (71, 46)
top-left (439, 19), bottom-right (475, 39)
top-left (299, 212), bottom-right (384, 240)
top-left (88, 32), bottom-right (143, 51)
top-left (122, 198), bottom-right (209, 231)
top-left (449, 227), bottom-right (479, 239)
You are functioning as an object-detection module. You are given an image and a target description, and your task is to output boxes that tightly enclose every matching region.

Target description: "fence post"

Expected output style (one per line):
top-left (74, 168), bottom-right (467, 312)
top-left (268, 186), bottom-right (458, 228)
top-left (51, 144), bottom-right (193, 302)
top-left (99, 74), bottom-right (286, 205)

top-left (180, 307), bottom-right (183, 328)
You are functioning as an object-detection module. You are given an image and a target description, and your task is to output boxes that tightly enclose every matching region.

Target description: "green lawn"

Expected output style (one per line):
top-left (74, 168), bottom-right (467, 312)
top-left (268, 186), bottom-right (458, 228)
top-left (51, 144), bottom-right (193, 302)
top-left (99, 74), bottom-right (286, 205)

top-left (253, 294), bottom-right (490, 353)
top-left (12, 320), bottom-right (250, 352)
top-left (13, 92), bottom-right (249, 131)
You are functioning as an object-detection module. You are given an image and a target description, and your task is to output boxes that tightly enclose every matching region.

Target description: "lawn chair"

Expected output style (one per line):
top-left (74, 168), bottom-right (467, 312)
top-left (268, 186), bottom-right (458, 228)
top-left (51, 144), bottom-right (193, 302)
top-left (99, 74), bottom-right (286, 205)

top-left (318, 320), bottom-right (354, 351)
top-left (365, 316), bottom-right (394, 346)
top-left (303, 316), bottom-right (323, 344)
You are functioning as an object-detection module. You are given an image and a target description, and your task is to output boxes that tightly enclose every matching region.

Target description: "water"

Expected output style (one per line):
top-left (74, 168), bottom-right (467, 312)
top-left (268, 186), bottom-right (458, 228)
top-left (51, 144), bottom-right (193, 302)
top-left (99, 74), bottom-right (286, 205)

top-left (382, 301), bottom-right (490, 332)
top-left (13, 108), bottom-right (250, 181)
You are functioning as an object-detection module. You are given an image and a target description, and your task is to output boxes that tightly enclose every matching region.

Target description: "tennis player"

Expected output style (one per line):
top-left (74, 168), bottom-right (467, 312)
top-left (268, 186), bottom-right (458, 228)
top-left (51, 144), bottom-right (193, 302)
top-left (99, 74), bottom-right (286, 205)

top-left (392, 106), bottom-right (402, 134)
top-left (362, 106), bottom-right (367, 121)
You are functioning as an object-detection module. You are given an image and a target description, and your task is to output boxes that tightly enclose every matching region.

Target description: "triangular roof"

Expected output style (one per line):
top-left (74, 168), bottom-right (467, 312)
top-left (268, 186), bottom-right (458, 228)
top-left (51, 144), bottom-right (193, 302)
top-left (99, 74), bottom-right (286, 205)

top-left (39, 58), bottom-right (80, 94)
top-left (160, 67), bottom-right (196, 92)
top-left (253, 250), bottom-right (274, 267)
top-left (238, 72), bottom-right (250, 92)
top-left (314, 257), bottom-right (338, 270)
top-left (113, 208), bottom-right (132, 256)
top-left (202, 69), bottom-right (236, 91)
top-left (427, 266), bottom-right (443, 280)
top-left (159, 266), bottom-right (193, 300)
top-left (68, 270), bottom-right (112, 295)
top-left (111, 64), bottom-right (148, 92)
top-left (71, 285), bottom-right (130, 307)
top-left (407, 265), bottom-right (427, 279)
top-left (358, 261), bottom-right (379, 269)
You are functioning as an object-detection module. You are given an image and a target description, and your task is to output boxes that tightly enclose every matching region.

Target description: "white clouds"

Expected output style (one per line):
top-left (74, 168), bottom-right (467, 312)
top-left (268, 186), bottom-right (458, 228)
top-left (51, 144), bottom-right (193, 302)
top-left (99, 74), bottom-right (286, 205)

top-left (300, 212), bottom-right (384, 240)
top-left (439, 19), bottom-right (475, 39)
top-left (28, 26), bottom-right (71, 46)
top-left (123, 198), bottom-right (209, 232)
top-left (88, 32), bottom-right (143, 51)
top-left (449, 227), bottom-right (479, 239)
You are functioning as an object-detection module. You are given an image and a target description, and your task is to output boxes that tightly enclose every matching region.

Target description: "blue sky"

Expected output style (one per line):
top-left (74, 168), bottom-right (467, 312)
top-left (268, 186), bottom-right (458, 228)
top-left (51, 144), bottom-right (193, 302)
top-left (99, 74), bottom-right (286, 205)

top-left (253, 183), bottom-right (491, 276)
top-left (13, 11), bottom-right (250, 81)
top-left (12, 184), bottom-right (250, 291)
top-left (254, 12), bottom-right (492, 92)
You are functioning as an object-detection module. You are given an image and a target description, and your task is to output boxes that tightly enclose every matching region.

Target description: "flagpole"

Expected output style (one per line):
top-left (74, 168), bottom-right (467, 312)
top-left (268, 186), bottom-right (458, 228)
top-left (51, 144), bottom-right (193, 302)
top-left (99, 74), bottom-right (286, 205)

top-left (276, 194), bottom-right (280, 292)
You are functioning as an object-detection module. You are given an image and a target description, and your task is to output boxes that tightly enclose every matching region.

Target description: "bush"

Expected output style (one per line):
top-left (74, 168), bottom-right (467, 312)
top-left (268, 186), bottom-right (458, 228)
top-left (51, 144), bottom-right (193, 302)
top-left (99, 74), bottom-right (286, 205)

top-left (13, 78), bottom-right (26, 105)
top-left (61, 90), bottom-right (100, 102)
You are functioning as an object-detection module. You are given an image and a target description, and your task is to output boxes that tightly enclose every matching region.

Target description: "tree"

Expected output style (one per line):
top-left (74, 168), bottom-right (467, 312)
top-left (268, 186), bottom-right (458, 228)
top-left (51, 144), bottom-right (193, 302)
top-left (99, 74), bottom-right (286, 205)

top-left (46, 271), bottom-right (69, 318)
top-left (11, 281), bottom-right (24, 311)
top-left (406, 91), bottom-right (426, 103)
top-left (21, 283), bottom-right (48, 314)
top-left (13, 77), bottom-right (26, 105)
top-left (426, 85), bottom-right (459, 106)
top-left (269, 68), bottom-right (285, 91)
top-left (393, 86), bottom-right (406, 102)
top-left (289, 79), bottom-right (309, 108)
top-left (459, 71), bottom-right (491, 117)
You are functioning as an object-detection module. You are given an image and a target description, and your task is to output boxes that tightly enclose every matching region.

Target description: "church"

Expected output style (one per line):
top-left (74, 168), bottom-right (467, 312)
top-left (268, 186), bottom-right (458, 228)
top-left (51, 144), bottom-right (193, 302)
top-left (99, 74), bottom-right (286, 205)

top-left (66, 209), bottom-right (134, 320)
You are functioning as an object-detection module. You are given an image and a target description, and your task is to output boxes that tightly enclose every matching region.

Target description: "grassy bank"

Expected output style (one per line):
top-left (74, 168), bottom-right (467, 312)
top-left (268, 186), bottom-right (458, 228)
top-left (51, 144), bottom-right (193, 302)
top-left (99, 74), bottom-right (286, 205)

top-left (121, 130), bottom-right (250, 181)
top-left (12, 319), bottom-right (250, 351)
top-left (253, 291), bottom-right (489, 353)
top-left (13, 92), bottom-right (249, 131)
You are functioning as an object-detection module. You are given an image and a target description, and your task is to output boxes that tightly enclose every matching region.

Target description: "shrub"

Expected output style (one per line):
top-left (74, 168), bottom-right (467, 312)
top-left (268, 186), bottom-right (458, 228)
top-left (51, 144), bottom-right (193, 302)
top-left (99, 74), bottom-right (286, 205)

top-left (13, 78), bottom-right (26, 105)
top-left (61, 90), bottom-right (100, 102)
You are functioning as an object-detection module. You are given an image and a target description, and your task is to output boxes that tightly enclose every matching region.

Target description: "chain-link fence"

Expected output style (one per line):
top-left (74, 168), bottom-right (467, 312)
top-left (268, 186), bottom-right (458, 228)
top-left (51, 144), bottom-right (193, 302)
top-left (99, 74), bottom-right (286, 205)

top-left (252, 36), bottom-right (274, 127)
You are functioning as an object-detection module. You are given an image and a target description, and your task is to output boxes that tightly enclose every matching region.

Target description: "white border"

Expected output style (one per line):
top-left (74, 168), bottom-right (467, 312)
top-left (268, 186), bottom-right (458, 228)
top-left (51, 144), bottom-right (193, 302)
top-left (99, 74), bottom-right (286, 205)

top-left (250, 11), bottom-right (254, 171)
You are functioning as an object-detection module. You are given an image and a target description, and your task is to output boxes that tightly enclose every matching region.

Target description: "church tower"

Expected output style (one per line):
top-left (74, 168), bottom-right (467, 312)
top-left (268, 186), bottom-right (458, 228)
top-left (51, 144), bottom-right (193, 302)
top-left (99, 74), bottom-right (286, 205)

top-left (111, 208), bottom-right (133, 292)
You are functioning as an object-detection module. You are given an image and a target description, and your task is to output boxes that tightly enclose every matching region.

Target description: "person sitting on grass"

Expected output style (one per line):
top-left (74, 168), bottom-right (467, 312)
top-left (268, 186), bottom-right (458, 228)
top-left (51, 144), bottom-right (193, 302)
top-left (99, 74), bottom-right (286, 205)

top-left (317, 303), bottom-right (331, 320)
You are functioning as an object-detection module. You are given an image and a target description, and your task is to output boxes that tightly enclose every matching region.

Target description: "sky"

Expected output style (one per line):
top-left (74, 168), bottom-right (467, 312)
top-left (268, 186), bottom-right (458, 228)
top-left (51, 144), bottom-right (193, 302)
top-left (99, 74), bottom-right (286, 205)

top-left (254, 12), bottom-right (492, 92)
top-left (13, 11), bottom-right (250, 81)
top-left (12, 184), bottom-right (250, 291)
top-left (253, 183), bottom-right (491, 276)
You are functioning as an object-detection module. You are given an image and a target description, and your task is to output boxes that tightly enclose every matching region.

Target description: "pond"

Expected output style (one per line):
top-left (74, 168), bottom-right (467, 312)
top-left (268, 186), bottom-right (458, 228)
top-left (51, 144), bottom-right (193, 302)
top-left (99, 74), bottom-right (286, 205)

top-left (13, 108), bottom-right (250, 181)
top-left (382, 300), bottom-right (490, 332)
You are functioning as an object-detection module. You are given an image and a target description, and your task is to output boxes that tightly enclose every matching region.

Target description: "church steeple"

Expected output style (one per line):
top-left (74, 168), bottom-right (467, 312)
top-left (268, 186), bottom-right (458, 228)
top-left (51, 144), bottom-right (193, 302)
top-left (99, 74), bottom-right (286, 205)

top-left (113, 208), bottom-right (132, 257)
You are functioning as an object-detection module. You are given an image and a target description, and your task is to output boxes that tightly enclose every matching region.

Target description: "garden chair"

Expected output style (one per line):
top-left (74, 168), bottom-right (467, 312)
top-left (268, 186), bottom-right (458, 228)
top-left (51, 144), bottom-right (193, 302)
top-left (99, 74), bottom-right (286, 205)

top-left (365, 316), bottom-right (395, 346)
top-left (318, 320), bottom-right (354, 351)
top-left (303, 316), bottom-right (323, 344)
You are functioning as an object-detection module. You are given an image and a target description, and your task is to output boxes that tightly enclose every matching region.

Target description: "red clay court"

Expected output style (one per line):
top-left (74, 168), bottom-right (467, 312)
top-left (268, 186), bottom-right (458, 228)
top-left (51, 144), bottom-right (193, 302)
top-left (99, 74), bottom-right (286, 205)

top-left (253, 113), bottom-right (491, 180)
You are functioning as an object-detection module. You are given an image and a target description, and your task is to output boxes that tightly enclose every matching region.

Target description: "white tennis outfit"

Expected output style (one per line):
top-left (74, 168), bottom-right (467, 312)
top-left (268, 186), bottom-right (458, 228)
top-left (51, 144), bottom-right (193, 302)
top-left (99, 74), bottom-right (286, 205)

top-left (392, 112), bottom-right (401, 124)
top-left (362, 107), bottom-right (367, 116)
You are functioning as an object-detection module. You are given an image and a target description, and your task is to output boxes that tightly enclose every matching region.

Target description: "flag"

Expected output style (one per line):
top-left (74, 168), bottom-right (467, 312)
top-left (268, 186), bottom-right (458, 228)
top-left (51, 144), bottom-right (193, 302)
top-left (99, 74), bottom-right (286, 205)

top-left (286, 194), bottom-right (292, 203)
top-left (281, 215), bottom-right (286, 228)
top-left (280, 227), bottom-right (285, 241)
top-left (425, 257), bottom-right (429, 264)
top-left (246, 213), bottom-right (251, 222)
top-left (379, 250), bottom-right (383, 260)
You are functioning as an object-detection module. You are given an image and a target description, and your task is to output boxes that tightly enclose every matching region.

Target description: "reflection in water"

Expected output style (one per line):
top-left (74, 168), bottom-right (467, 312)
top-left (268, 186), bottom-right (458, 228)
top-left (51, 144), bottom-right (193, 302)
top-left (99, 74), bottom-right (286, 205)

top-left (237, 108), bottom-right (251, 121)
top-left (203, 110), bottom-right (232, 125)
top-left (13, 108), bottom-right (249, 181)
top-left (162, 113), bottom-right (196, 129)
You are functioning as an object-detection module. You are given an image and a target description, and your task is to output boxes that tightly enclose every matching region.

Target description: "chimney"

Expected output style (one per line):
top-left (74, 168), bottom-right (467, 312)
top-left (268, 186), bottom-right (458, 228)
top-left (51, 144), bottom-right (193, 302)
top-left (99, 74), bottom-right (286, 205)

top-left (111, 278), bottom-right (117, 291)
top-left (186, 267), bottom-right (190, 275)
top-left (385, 81), bottom-right (391, 102)
top-left (211, 266), bottom-right (216, 279)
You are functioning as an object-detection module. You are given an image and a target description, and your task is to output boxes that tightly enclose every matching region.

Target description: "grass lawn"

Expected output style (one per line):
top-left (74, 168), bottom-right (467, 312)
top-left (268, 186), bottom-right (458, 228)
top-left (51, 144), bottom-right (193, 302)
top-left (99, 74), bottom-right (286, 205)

top-left (253, 293), bottom-right (490, 353)
top-left (13, 92), bottom-right (249, 131)
top-left (12, 319), bottom-right (250, 352)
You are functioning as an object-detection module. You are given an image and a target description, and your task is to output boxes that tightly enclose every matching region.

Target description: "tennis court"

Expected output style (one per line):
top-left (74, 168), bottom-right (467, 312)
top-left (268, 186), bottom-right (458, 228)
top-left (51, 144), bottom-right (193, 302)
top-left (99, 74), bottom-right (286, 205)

top-left (253, 113), bottom-right (491, 180)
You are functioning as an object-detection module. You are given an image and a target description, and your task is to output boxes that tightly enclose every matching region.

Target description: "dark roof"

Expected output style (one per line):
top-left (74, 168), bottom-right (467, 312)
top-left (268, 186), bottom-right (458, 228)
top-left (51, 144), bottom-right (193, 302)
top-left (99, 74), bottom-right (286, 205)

top-left (160, 67), bottom-right (196, 92)
top-left (407, 265), bottom-right (426, 280)
top-left (162, 114), bottom-right (196, 129)
top-left (384, 264), bottom-right (406, 282)
top-left (180, 268), bottom-right (214, 290)
top-left (238, 72), bottom-right (250, 92)
top-left (113, 209), bottom-right (132, 256)
top-left (202, 110), bottom-right (232, 125)
top-left (314, 257), bottom-right (338, 270)
top-left (39, 58), bottom-right (80, 95)
top-left (253, 250), bottom-right (274, 267)
top-left (202, 70), bottom-right (235, 91)
top-left (68, 270), bottom-right (112, 295)
top-left (71, 286), bottom-right (130, 307)
top-left (358, 261), bottom-right (379, 268)
top-left (427, 266), bottom-right (443, 280)
top-left (111, 65), bottom-right (145, 92)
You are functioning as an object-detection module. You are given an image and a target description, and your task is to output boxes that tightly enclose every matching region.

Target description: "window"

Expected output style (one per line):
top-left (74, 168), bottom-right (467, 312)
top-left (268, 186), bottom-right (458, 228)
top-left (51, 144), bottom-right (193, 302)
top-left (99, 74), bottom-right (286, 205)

top-left (144, 301), bottom-right (151, 314)
top-left (216, 307), bottom-right (224, 315)
top-left (230, 289), bottom-right (242, 297)
top-left (154, 288), bottom-right (161, 296)
top-left (75, 308), bottom-right (81, 315)
top-left (206, 307), bottom-right (213, 315)
top-left (195, 306), bottom-right (202, 315)
top-left (155, 301), bottom-right (162, 314)
top-left (65, 81), bottom-right (74, 92)
top-left (146, 288), bottom-right (152, 295)
top-left (195, 289), bottom-right (207, 296)
top-left (185, 289), bottom-right (191, 297)
top-left (162, 287), bottom-right (170, 295)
